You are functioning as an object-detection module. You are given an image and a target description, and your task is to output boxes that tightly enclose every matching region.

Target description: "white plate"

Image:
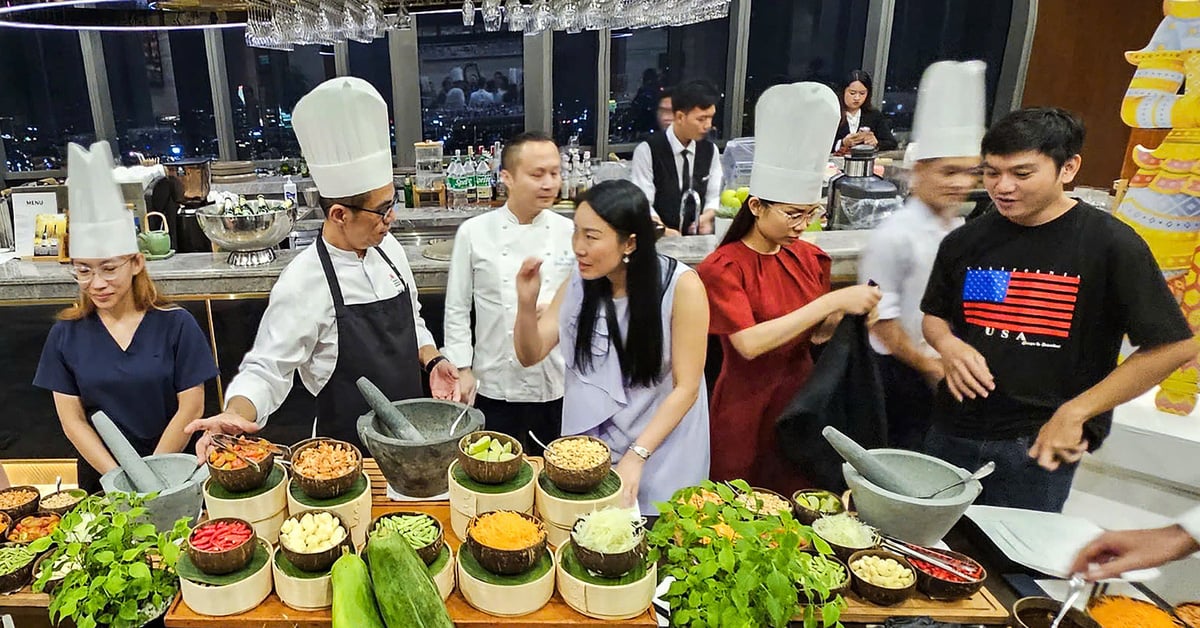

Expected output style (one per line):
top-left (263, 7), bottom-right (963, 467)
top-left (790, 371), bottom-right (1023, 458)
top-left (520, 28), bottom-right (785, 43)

top-left (965, 505), bottom-right (1161, 582)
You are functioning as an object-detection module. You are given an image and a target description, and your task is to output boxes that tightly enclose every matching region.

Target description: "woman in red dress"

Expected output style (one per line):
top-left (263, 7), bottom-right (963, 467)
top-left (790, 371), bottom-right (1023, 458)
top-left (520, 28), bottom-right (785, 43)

top-left (696, 82), bottom-right (880, 495)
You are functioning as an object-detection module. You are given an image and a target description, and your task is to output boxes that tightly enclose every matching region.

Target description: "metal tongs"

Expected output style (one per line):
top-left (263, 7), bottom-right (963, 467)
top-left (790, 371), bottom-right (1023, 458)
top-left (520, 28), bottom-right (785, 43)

top-left (210, 433), bottom-right (291, 472)
top-left (879, 535), bottom-right (979, 582)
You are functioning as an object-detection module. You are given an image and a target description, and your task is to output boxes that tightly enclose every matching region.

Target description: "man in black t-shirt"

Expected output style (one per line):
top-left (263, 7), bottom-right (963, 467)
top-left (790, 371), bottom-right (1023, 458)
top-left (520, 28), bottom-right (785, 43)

top-left (920, 108), bottom-right (1197, 512)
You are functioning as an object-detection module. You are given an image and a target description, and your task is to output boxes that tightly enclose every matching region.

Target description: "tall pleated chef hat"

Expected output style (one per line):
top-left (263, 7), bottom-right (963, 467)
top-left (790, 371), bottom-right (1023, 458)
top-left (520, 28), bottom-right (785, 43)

top-left (66, 141), bottom-right (138, 259)
top-left (750, 82), bottom-right (841, 205)
top-left (910, 60), bottom-right (987, 162)
top-left (293, 77), bottom-right (393, 199)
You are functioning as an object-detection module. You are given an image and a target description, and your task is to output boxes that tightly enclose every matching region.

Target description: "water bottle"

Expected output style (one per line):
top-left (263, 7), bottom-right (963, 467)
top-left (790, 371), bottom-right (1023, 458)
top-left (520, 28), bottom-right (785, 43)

top-left (475, 148), bottom-right (493, 204)
top-left (448, 151), bottom-right (468, 208)
top-left (283, 175), bottom-right (297, 206)
top-left (465, 147), bottom-right (478, 204)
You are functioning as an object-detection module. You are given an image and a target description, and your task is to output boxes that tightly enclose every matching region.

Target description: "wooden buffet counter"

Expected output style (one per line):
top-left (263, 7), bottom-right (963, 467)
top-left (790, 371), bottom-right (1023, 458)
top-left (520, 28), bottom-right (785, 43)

top-left (163, 460), bottom-right (657, 628)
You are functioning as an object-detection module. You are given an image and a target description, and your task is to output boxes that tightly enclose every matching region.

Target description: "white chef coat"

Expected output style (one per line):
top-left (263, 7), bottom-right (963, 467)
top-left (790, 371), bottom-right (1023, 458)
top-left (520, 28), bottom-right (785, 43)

top-left (442, 206), bottom-right (576, 402)
top-left (859, 197), bottom-right (963, 356)
top-left (1180, 505), bottom-right (1200, 544)
top-left (225, 233), bottom-right (435, 424)
top-left (631, 124), bottom-right (723, 219)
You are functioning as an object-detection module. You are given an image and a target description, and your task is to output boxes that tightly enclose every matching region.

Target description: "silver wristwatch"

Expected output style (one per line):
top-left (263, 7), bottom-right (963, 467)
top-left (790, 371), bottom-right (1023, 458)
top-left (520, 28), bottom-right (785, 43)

top-left (629, 444), bottom-right (651, 460)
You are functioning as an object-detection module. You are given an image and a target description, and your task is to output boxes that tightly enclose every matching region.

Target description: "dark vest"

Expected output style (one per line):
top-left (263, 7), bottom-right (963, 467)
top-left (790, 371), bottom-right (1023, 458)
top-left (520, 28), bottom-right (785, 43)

top-left (647, 132), bottom-right (715, 232)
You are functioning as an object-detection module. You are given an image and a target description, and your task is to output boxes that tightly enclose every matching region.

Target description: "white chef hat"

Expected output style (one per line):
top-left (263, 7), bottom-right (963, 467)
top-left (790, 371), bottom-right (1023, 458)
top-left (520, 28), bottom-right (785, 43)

top-left (293, 77), bottom-right (393, 199)
top-left (911, 60), bottom-right (987, 161)
top-left (750, 82), bottom-right (841, 205)
top-left (66, 141), bottom-right (138, 260)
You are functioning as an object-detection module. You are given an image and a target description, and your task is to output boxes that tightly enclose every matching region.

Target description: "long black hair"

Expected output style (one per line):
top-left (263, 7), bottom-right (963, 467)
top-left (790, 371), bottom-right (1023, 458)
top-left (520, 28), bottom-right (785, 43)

top-left (719, 196), bottom-right (776, 247)
top-left (841, 69), bottom-right (877, 114)
top-left (573, 180), bottom-right (665, 388)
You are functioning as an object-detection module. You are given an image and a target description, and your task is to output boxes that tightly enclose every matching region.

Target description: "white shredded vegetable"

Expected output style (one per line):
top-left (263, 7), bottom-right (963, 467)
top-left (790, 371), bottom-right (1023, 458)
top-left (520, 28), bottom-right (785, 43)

top-left (573, 507), bottom-right (643, 553)
top-left (812, 513), bottom-right (876, 548)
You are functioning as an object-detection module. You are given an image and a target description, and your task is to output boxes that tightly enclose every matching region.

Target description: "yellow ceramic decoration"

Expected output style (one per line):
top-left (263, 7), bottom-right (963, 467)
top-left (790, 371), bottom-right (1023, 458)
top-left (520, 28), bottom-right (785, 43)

top-left (1114, 0), bottom-right (1200, 414)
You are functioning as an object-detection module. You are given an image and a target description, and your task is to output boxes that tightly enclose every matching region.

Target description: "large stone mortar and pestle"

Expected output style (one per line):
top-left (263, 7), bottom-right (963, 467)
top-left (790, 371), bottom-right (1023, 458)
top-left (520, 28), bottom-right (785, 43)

top-left (356, 390), bottom-right (485, 498)
top-left (93, 412), bottom-right (208, 531)
top-left (823, 427), bottom-right (982, 545)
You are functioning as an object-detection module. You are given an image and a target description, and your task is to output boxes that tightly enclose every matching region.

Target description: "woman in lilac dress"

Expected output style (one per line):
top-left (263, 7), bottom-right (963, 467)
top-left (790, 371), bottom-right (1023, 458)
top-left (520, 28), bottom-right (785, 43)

top-left (513, 180), bottom-right (710, 514)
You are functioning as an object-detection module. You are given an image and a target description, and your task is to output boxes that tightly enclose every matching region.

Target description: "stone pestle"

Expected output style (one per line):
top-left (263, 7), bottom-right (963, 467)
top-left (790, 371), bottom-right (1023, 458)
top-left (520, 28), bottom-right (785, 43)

top-left (822, 426), bottom-right (923, 498)
top-left (91, 411), bottom-right (167, 493)
top-left (355, 377), bottom-right (427, 441)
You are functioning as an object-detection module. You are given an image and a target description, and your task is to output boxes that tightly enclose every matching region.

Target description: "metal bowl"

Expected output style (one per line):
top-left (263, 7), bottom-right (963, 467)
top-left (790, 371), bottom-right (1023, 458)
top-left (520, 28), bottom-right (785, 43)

top-left (195, 202), bottom-right (296, 266)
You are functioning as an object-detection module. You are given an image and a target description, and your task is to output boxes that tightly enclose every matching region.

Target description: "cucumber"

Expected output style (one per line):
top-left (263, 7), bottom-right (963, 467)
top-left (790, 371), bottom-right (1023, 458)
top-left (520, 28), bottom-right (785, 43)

top-left (367, 531), bottom-right (453, 628)
top-left (331, 553), bottom-right (385, 628)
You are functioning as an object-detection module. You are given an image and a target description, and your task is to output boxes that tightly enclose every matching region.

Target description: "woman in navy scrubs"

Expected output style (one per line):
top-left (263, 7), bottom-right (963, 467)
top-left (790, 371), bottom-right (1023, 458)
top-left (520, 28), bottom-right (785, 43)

top-left (33, 141), bottom-right (218, 493)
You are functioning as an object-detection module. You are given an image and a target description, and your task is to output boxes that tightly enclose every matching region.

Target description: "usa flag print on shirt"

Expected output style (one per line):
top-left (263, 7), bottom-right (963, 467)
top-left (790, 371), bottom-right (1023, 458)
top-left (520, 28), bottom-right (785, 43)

top-left (961, 268), bottom-right (1079, 339)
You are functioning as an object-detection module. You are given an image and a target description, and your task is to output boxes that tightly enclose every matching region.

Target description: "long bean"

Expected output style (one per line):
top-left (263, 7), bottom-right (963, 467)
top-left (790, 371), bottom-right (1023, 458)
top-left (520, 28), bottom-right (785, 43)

top-left (372, 515), bottom-right (438, 548)
top-left (0, 546), bottom-right (36, 573)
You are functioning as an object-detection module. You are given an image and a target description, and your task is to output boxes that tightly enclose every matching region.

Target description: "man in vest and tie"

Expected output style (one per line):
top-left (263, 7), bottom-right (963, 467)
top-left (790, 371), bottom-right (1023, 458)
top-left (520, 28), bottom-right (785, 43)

top-left (631, 80), bottom-right (723, 237)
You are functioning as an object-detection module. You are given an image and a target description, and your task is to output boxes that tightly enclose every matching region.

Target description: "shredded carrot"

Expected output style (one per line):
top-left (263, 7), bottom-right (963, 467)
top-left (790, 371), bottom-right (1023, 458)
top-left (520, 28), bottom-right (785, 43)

top-left (1177, 602), bottom-right (1200, 628)
top-left (469, 511), bottom-right (542, 550)
top-left (1089, 596), bottom-right (1180, 628)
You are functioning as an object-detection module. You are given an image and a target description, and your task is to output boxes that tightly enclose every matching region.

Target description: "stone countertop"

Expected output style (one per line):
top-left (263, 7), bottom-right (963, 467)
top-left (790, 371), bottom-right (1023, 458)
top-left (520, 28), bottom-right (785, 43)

top-left (0, 231), bottom-right (868, 304)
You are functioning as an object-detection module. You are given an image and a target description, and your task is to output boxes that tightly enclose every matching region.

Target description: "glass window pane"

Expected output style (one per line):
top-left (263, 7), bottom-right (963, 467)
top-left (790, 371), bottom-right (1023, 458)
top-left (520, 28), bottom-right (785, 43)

top-left (0, 31), bottom-right (95, 172)
top-left (608, 19), bottom-right (730, 145)
top-left (553, 32), bottom-right (598, 148)
top-left (104, 32), bottom-right (217, 162)
top-left (224, 34), bottom-right (336, 160)
top-left (348, 40), bottom-right (396, 156)
top-left (884, 0), bottom-right (1013, 136)
top-left (744, 0), bottom-right (869, 135)
top-left (417, 13), bottom-right (524, 154)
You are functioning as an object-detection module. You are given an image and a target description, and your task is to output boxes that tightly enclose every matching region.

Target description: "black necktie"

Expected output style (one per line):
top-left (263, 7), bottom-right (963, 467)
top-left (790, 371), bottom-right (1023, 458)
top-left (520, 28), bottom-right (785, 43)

top-left (680, 149), bottom-right (696, 234)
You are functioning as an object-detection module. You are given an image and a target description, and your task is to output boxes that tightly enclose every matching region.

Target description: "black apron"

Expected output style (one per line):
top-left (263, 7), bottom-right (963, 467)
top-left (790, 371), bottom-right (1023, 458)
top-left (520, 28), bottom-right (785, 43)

top-left (314, 237), bottom-right (424, 452)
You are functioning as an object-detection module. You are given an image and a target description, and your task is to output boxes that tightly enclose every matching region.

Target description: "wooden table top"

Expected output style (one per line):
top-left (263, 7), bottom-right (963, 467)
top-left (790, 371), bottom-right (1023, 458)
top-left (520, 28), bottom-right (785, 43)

top-left (164, 459), bottom-right (657, 627)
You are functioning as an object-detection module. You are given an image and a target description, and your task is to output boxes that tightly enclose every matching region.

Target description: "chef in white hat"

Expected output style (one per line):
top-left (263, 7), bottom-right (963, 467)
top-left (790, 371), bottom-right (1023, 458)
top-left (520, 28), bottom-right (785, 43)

top-left (858, 60), bottom-right (987, 450)
top-left (33, 141), bottom-right (218, 492)
top-left (696, 83), bottom-right (881, 492)
top-left (187, 77), bottom-right (459, 455)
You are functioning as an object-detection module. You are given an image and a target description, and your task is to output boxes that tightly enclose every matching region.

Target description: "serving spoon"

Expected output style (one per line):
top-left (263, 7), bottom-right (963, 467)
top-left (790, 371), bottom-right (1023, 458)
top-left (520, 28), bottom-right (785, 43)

top-left (919, 461), bottom-right (996, 499)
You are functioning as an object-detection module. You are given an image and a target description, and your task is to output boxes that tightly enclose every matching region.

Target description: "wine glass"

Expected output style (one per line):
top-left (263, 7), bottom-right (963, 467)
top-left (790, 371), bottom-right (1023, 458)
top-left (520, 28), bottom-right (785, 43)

top-left (462, 0), bottom-right (476, 26)
top-left (482, 0), bottom-right (503, 31)
top-left (505, 0), bottom-right (529, 31)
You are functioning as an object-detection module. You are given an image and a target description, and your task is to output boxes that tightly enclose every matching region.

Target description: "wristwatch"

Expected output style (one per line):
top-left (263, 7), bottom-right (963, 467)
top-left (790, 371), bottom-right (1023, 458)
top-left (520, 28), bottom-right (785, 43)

top-left (628, 444), bottom-right (651, 461)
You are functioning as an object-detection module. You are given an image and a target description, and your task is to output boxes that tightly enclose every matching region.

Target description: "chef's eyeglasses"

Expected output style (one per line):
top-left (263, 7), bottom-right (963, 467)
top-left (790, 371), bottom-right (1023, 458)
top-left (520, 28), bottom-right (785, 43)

top-left (343, 198), bottom-right (399, 223)
top-left (70, 256), bottom-right (134, 284)
top-left (772, 205), bottom-right (824, 226)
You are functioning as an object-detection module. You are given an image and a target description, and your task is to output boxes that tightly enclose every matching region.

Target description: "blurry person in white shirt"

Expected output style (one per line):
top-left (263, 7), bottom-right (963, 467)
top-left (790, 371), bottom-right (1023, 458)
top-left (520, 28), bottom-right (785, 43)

top-left (859, 61), bottom-right (986, 450)
top-left (185, 77), bottom-right (459, 457)
top-left (443, 132), bottom-right (575, 455)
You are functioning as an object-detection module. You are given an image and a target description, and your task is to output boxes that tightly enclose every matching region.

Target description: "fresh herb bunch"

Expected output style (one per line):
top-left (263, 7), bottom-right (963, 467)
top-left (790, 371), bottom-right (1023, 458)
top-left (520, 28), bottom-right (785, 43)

top-left (29, 492), bottom-right (192, 628)
top-left (648, 479), bottom-right (845, 628)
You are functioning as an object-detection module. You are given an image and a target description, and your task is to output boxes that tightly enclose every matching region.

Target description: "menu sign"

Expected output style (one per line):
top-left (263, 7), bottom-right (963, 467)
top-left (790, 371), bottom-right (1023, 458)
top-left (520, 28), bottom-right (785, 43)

top-left (12, 191), bottom-right (59, 258)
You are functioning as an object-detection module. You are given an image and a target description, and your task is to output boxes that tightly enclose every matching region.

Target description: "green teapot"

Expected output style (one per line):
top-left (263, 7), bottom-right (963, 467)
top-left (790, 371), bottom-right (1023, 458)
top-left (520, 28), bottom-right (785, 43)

top-left (137, 212), bottom-right (172, 256)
